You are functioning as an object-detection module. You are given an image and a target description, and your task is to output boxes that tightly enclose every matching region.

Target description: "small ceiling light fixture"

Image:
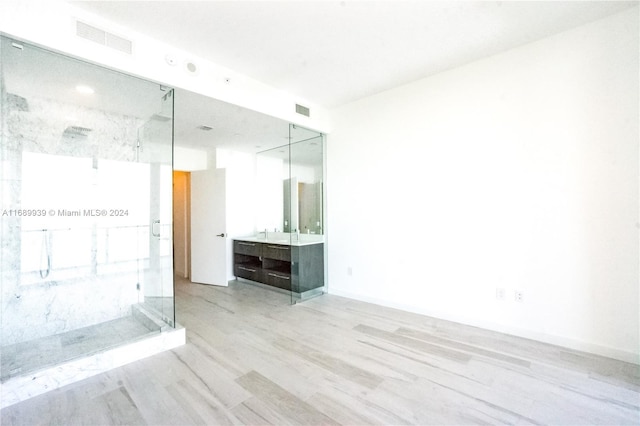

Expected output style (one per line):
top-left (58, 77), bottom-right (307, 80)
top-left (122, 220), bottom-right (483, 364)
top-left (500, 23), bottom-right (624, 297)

top-left (75, 85), bottom-right (95, 95)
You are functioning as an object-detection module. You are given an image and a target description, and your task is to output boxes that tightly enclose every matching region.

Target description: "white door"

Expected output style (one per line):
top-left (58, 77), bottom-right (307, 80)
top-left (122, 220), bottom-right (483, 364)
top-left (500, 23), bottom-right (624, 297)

top-left (191, 168), bottom-right (228, 286)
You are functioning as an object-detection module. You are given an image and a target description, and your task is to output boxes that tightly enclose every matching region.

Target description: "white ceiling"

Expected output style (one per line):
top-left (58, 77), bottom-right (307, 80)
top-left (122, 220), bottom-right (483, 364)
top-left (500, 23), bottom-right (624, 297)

top-left (173, 88), bottom-right (292, 152)
top-left (16, 1), bottom-right (633, 152)
top-left (71, 1), bottom-right (636, 108)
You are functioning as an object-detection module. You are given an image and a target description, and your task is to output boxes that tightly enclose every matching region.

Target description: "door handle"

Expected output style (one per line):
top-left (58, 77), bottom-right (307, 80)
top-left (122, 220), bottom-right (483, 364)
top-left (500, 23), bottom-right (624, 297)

top-left (216, 233), bottom-right (226, 237)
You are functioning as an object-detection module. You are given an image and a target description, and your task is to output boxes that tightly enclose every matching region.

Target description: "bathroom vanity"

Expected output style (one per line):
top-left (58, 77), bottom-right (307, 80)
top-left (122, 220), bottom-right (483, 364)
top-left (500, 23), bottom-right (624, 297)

top-left (246, 124), bottom-right (325, 302)
top-left (233, 237), bottom-right (324, 294)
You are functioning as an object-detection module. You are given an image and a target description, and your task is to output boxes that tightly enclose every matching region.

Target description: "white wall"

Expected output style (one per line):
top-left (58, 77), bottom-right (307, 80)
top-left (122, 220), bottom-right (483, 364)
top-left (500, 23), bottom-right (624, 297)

top-left (216, 149), bottom-right (258, 281)
top-left (291, 163), bottom-right (318, 184)
top-left (256, 155), bottom-right (286, 232)
top-left (174, 146), bottom-right (207, 171)
top-left (327, 8), bottom-right (639, 363)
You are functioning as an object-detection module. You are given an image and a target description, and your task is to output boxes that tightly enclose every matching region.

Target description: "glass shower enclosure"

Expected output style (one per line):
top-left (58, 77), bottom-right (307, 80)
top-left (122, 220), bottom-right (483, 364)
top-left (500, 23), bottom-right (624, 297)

top-left (0, 36), bottom-right (175, 382)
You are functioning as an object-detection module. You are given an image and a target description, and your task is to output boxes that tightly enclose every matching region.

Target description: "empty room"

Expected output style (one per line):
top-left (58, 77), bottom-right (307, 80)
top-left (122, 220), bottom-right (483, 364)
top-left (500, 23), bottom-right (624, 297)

top-left (0, 1), bottom-right (638, 425)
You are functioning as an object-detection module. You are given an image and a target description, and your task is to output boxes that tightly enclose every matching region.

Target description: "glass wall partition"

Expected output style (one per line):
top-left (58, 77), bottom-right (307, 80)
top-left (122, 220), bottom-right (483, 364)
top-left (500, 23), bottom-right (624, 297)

top-left (0, 36), bottom-right (174, 382)
top-left (288, 124), bottom-right (325, 304)
top-left (251, 124), bottom-right (324, 304)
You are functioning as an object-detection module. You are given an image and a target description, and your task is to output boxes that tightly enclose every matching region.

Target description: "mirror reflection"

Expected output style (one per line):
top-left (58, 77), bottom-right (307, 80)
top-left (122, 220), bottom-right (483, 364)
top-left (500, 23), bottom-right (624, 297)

top-left (256, 125), bottom-right (324, 236)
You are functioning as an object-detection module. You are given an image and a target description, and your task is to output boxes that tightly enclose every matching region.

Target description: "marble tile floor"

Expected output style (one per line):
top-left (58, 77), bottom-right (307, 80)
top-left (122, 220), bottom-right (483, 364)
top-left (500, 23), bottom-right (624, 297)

top-left (1, 313), bottom-right (160, 383)
top-left (1, 276), bottom-right (639, 425)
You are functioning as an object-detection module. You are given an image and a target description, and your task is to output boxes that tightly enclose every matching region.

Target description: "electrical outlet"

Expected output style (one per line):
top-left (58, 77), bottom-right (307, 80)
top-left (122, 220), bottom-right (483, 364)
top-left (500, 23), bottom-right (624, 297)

top-left (496, 287), bottom-right (506, 300)
top-left (515, 290), bottom-right (524, 302)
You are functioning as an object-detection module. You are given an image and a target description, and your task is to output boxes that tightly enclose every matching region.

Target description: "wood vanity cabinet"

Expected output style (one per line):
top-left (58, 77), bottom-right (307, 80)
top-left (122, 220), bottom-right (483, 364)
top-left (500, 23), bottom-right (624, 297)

top-left (233, 240), bottom-right (324, 293)
top-left (262, 244), bottom-right (292, 290)
top-left (291, 242), bottom-right (324, 293)
top-left (233, 241), bottom-right (263, 283)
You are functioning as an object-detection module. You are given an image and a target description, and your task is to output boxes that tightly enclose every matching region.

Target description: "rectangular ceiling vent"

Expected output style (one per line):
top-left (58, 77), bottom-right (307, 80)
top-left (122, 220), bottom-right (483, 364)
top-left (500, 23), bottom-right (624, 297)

top-left (76, 20), bottom-right (133, 55)
top-left (63, 126), bottom-right (92, 138)
top-left (295, 104), bottom-right (310, 117)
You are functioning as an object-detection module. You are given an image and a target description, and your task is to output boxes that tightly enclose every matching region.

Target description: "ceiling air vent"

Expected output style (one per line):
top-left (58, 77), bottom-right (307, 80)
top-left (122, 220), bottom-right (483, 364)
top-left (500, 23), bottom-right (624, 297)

top-left (76, 20), bottom-right (133, 55)
top-left (63, 126), bottom-right (92, 138)
top-left (295, 104), bottom-right (310, 117)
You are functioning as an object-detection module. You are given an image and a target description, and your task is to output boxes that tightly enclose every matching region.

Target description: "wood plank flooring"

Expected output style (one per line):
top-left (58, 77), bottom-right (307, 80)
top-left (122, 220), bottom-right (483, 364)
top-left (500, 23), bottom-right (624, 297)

top-left (2, 276), bottom-right (639, 425)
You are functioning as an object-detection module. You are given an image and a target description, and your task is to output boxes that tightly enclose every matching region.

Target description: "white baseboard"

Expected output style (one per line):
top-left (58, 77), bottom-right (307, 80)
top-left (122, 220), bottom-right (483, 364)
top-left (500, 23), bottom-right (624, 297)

top-left (328, 288), bottom-right (639, 365)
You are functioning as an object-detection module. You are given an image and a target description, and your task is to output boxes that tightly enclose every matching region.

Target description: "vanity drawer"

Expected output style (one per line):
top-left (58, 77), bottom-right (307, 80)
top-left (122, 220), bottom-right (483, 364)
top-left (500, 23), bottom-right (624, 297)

top-left (234, 264), bottom-right (263, 282)
top-left (234, 240), bottom-right (262, 257)
top-left (266, 271), bottom-right (291, 290)
top-left (263, 244), bottom-right (291, 261)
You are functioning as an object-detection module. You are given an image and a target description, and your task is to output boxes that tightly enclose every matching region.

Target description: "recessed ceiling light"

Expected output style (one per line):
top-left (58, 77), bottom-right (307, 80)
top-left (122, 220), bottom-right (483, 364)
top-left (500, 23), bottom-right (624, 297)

top-left (75, 85), bottom-right (94, 95)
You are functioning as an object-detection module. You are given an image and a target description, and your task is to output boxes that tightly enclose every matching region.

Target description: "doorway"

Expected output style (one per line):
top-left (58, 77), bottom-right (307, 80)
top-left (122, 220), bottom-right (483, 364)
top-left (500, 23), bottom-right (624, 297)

top-left (173, 171), bottom-right (191, 279)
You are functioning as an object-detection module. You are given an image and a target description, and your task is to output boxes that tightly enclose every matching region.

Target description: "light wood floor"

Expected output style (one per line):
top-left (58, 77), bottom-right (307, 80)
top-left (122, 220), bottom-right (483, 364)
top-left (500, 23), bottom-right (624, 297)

top-left (2, 277), bottom-right (639, 425)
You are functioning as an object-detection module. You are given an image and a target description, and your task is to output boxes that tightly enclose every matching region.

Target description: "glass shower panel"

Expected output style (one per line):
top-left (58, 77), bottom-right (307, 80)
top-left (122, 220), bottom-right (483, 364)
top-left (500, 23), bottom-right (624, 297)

top-left (0, 36), bottom-right (174, 382)
top-left (137, 90), bottom-right (175, 327)
top-left (289, 124), bottom-right (325, 304)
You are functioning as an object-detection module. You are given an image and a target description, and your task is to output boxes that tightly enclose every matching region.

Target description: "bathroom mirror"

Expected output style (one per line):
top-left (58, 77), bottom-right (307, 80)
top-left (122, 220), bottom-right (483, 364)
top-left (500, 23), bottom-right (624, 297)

top-left (255, 124), bottom-right (324, 235)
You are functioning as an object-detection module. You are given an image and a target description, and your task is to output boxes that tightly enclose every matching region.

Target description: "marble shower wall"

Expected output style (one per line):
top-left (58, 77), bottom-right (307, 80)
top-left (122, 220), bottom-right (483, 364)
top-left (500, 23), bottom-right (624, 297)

top-left (1, 89), bottom-right (154, 346)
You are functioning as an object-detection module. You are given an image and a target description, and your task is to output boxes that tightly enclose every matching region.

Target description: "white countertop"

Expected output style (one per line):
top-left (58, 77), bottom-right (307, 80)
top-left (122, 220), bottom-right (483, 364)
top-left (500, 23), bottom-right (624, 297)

top-left (234, 235), bottom-right (324, 247)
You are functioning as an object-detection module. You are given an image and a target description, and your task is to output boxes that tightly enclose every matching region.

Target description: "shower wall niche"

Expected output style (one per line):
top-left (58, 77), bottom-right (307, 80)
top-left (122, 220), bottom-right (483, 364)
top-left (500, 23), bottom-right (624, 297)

top-left (0, 36), bottom-right (175, 385)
